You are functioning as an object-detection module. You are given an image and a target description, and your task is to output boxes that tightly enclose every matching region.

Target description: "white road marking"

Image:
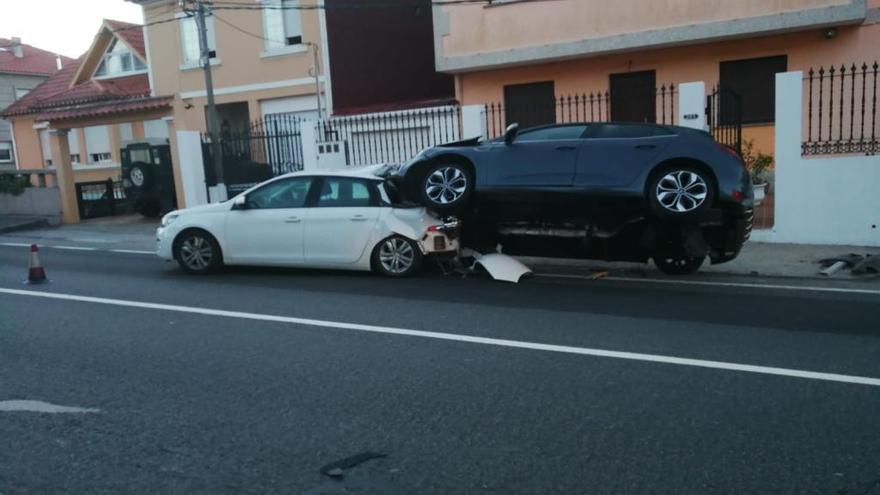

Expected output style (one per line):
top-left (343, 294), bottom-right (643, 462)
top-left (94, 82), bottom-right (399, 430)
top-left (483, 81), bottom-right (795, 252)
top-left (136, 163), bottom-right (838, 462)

top-left (537, 273), bottom-right (880, 296)
top-left (0, 400), bottom-right (100, 414)
top-left (110, 249), bottom-right (154, 255)
top-left (51, 246), bottom-right (97, 251)
top-left (2, 287), bottom-right (879, 388)
top-left (0, 242), bottom-right (34, 247)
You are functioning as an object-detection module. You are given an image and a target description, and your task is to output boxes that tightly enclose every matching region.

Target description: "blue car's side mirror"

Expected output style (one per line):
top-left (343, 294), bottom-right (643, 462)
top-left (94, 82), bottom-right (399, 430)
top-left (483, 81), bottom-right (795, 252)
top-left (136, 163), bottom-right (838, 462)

top-left (504, 123), bottom-right (519, 145)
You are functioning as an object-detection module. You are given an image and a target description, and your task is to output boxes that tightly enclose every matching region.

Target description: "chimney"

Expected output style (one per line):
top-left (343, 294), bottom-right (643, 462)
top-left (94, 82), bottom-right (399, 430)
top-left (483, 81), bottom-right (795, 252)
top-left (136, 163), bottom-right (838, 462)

top-left (56, 55), bottom-right (63, 70)
top-left (10, 37), bottom-right (23, 58)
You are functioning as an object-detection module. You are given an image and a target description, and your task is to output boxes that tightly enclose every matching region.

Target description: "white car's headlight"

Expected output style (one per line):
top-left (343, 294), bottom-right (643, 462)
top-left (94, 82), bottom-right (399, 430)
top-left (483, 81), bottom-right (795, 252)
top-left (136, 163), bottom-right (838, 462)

top-left (161, 213), bottom-right (180, 227)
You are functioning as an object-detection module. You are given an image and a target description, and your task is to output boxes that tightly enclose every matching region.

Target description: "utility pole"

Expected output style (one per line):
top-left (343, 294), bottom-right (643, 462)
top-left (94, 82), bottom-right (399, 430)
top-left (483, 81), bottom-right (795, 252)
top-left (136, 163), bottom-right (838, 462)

top-left (188, 0), bottom-right (225, 198)
top-left (305, 42), bottom-right (322, 119)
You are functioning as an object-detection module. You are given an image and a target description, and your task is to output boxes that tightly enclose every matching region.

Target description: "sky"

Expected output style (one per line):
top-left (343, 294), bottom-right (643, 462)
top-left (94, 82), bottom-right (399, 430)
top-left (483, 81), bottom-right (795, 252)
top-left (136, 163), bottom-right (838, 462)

top-left (0, 0), bottom-right (144, 58)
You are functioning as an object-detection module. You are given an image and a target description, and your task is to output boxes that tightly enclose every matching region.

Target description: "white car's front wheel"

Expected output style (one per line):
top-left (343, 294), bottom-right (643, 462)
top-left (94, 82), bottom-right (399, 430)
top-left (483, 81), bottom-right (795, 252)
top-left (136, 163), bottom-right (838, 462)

top-left (371, 235), bottom-right (423, 277)
top-left (174, 229), bottom-right (223, 274)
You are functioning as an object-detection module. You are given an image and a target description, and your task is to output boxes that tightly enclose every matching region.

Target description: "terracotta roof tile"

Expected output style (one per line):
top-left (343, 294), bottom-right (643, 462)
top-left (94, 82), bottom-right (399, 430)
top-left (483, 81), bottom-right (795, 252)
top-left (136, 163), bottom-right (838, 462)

top-left (1, 19), bottom-right (164, 120)
top-left (0, 39), bottom-right (74, 76)
top-left (104, 19), bottom-right (146, 60)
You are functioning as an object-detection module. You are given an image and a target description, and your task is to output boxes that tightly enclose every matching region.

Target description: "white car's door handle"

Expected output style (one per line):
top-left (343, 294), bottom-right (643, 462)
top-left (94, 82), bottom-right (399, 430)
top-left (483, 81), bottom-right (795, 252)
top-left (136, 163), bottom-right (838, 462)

top-left (284, 216), bottom-right (301, 223)
top-left (350, 215), bottom-right (367, 221)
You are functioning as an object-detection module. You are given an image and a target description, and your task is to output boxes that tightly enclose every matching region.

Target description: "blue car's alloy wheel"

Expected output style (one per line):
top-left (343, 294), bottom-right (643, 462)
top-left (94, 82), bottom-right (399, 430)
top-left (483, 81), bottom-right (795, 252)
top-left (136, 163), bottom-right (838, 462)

top-left (655, 170), bottom-right (709, 213)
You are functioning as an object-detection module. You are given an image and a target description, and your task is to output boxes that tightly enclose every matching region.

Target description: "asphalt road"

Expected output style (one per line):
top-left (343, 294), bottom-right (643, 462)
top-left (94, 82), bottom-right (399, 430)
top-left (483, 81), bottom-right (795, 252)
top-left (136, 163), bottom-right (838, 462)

top-left (2, 245), bottom-right (880, 494)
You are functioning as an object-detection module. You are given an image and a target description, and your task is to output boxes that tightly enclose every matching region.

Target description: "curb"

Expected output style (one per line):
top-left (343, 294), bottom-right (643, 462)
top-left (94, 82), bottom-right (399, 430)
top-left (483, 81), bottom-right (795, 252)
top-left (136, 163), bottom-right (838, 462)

top-left (0, 218), bottom-right (49, 234)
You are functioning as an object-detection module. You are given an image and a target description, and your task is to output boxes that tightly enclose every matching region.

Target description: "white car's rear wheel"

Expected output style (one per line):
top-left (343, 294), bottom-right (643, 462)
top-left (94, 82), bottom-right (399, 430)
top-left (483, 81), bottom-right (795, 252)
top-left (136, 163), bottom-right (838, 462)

top-left (371, 235), bottom-right (422, 277)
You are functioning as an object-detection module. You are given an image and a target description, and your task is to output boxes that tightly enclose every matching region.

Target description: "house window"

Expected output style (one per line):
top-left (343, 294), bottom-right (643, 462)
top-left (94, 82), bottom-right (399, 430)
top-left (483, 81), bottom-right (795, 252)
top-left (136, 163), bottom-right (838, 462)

top-left (720, 55), bottom-right (787, 124)
top-left (94, 39), bottom-right (147, 78)
top-left (180, 14), bottom-right (217, 65)
top-left (69, 128), bottom-right (81, 164)
top-left (84, 125), bottom-right (112, 164)
top-left (14, 87), bottom-right (31, 100)
top-left (0, 142), bottom-right (12, 163)
top-left (263, 0), bottom-right (303, 50)
top-left (119, 123), bottom-right (134, 143)
top-left (39, 129), bottom-right (53, 167)
top-left (143, 119), bottom-right (169, 139)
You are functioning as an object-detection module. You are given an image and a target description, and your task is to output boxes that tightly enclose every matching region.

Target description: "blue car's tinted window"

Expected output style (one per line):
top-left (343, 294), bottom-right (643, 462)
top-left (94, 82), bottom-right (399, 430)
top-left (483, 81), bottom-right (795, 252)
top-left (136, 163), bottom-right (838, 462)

top-left (517, 125), bottom-right (588, 141)
top-left (588, 124), bottom-right (672, 139)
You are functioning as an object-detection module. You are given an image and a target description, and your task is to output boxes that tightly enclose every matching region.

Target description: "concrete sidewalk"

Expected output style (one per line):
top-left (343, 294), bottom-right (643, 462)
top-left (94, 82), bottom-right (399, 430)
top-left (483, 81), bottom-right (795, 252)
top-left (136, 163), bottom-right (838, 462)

top-left (0, 214), bottom-right (157, 251)
top-left (2, 217), bottom-right (877, 280)
top-left (0, 215), bottom-right (50, 234)
top-left (522, 242), bottom-right (880, 280)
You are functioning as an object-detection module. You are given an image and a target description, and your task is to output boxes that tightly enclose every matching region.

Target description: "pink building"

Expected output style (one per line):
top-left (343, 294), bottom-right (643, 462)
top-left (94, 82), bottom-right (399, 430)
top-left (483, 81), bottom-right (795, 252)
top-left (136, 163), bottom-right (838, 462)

top-left (433, 0), bottom-right (880, 154)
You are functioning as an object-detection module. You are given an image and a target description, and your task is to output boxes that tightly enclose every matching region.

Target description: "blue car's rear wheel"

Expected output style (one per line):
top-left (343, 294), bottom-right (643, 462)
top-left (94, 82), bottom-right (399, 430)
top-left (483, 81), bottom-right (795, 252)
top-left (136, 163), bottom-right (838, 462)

top-left (649, 166), bottom-right (715, 220)
top-left (418, 161), bottom-right (473, 211)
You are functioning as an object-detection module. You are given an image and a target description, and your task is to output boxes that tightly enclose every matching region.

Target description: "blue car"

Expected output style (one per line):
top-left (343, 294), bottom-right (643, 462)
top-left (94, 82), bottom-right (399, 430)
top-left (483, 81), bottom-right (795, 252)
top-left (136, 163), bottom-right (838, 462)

top-left (389, 122), bottom-right (754, 275)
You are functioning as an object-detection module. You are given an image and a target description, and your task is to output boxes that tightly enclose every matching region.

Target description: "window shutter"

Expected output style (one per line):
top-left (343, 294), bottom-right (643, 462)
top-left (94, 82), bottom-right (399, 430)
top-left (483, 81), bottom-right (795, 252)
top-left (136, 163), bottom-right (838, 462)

top-left (119, 123), bottom-right (134, 143)
top-left (282, 0), bottom-right (302, 43)
top-left (39, 129), bottom-right (52, 165)
top-left (143, 119), bottom-right (169, 139)
top-left (180, 17), bottom-right (200, 63)
top-left (264, 4), bottom-right (286, 50)
top-left (68, 129), bottom-right (80, 155)
top-left (85, 126), bottom-right (111, 155)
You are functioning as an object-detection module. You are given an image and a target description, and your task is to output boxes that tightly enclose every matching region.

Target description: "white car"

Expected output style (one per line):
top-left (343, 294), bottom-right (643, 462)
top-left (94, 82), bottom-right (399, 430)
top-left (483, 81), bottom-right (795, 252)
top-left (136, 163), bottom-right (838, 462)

top-left (156, 167), bottom-right (459, 277)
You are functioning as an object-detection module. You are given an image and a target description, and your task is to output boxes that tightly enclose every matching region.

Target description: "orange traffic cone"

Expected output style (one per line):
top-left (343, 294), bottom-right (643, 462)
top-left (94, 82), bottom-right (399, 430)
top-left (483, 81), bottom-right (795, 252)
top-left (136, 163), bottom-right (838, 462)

top-left (27, 244), bottom-right (47, 284)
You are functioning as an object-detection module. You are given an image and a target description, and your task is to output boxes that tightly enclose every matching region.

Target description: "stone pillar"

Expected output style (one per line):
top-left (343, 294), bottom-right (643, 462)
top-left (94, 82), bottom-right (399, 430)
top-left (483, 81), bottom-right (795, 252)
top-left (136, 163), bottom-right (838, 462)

top-left (49, 129), bottom-right (80, 224)
top-left (164, 117), bottom-right (189, 208)
top-left (300, 120), bottom-right (319, 171)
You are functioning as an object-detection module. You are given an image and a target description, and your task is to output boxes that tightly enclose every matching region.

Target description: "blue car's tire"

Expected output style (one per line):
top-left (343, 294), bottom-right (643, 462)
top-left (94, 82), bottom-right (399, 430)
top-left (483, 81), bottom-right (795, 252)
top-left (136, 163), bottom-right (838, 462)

top-left (418, 161), bottom-right (473, 212)
top-left (648, 166), bottom-right (715, 220)
top-left (653, 255), bottom-right (705, 275)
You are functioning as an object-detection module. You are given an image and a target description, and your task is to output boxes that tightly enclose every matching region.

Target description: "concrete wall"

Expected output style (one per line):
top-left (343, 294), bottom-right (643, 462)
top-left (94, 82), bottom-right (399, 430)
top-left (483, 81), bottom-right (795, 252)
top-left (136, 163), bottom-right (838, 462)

top-left (0, 186), bottom-right (61, 222)
top-left (436, 0), bottom-right (868, 72)
top-left (759, 71), bottom-right (880, 246)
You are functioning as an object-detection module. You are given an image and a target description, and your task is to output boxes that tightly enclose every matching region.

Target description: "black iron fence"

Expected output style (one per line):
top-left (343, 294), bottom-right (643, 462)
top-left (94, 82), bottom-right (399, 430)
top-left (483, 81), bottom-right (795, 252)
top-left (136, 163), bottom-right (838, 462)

top-left (483, 85), bottom-right (677, 139)
top-left (318, 106), bottom-right (462, 166)
top-left (802, 62), bottom-right (879, 156)
top-left (202, 115), bottom-right (304, 194)
top-left (706, 85), bottom-right (744, 155)
top-left (75, 179), bottom-right (129, 220)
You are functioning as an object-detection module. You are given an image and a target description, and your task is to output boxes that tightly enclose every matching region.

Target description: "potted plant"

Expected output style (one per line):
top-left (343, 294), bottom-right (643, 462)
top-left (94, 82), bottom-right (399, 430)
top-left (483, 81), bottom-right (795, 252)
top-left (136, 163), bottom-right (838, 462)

top-left (741, 139), bottom-right (773, 205)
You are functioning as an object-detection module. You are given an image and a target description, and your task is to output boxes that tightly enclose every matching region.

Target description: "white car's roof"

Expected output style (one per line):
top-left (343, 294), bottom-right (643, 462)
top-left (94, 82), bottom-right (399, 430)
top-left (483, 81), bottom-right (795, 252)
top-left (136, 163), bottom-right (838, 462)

top-left (276, 164), bottom-right (388, 181)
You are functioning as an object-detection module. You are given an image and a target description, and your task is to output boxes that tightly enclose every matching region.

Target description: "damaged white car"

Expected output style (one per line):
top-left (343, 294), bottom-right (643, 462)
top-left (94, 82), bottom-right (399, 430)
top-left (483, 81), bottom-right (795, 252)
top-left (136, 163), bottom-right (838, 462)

top-left (156, 166), bottom-right (459, 277)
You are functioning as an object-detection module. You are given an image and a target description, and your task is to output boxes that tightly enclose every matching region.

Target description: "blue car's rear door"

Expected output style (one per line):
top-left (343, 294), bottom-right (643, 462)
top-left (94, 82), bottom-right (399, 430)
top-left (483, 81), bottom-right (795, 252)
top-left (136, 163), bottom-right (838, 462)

top-left (485, 125), bottom-right (587, 187)
top-left (575, 124), bottom-right (676, 188)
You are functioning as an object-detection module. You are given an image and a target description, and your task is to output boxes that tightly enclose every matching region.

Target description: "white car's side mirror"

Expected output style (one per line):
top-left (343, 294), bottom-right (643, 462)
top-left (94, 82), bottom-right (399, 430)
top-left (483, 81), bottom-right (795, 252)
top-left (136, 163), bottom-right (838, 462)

top-left (232, 195), bottom-right (248, 210)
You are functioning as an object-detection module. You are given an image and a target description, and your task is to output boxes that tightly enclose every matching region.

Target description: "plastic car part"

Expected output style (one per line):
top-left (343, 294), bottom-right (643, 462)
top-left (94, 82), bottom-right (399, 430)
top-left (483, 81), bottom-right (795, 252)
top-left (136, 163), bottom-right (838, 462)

top-left (461, 248), bottom-right (532, 283)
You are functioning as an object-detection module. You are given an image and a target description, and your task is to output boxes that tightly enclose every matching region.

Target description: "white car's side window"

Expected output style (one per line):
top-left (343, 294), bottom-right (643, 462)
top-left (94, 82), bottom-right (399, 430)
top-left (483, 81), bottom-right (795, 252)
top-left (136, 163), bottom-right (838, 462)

top-left (247, 177), bottom-right (312, 209)
top-left (316, 178), bottom-right (375, 207)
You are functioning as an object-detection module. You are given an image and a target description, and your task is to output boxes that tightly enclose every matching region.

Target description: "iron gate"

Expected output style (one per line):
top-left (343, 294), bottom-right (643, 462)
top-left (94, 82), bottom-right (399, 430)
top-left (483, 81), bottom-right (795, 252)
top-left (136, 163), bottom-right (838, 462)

top-left (75, 179), bottom-right (130, 220)
top-left (202, 115), bottom-right (305, 196)
top-left (706, 86), bottom-right (744, 155)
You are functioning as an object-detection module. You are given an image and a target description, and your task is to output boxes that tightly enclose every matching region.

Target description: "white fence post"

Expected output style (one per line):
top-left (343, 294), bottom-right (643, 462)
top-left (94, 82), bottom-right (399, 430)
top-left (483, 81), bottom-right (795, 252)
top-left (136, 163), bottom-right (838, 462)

top-left (677, 82), bottom-right (707, 130)
top-left (175, 130), bottom-right (208, 207)
top-left (300, 120), bottom-right (319, 171)
top-left (461, 104), bottom-right (487, 139)
top-left (771, 71), bottom-right (804, 241)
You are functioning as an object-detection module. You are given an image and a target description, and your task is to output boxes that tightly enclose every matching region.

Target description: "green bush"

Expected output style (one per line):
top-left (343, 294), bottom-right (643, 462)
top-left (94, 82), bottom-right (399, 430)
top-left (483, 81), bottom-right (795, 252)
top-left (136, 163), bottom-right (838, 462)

top-left (0, 174), bottom-right (31, 196)
top-left (741, 139), bottom-right (774, 185)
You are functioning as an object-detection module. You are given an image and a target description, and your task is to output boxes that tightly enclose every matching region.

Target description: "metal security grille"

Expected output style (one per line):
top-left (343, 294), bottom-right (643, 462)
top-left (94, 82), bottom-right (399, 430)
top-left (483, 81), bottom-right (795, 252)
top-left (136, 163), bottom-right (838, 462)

top-left (318, 106), bottom-right (463, 166)
top-left (202, 115), bottom-right (304, 196)
top-left (706, 86), bottom-right (744, 156)
top-left (75, 179), bottom-right (128, 220)
top-left (483, 85), bottom-right (677, 139)
top-left (802, 62), bottom-right (879, 156)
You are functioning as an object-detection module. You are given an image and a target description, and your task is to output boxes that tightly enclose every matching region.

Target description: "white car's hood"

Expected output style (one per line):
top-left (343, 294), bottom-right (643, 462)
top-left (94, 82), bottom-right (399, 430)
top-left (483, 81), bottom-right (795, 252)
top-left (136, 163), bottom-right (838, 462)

top-left (173, 202), bottom-right (230, 217)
